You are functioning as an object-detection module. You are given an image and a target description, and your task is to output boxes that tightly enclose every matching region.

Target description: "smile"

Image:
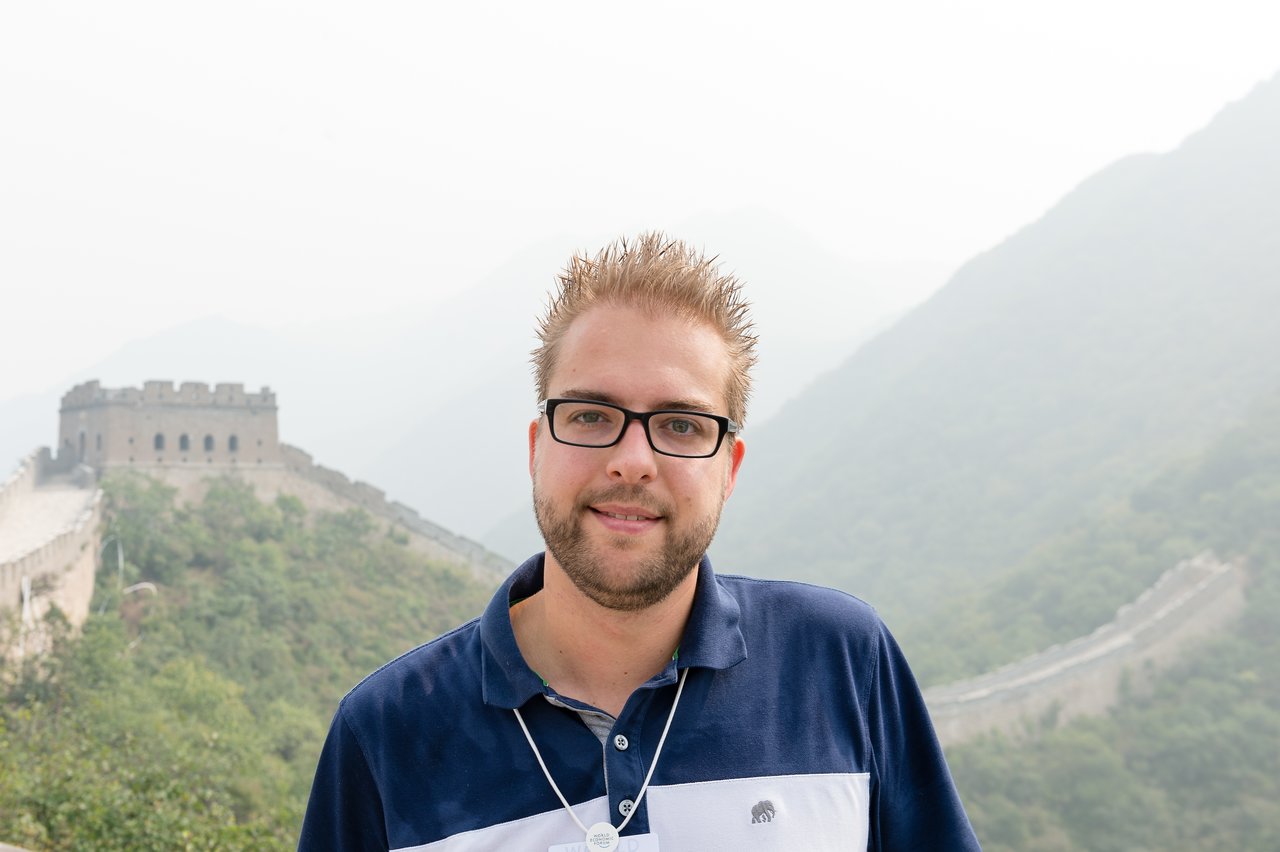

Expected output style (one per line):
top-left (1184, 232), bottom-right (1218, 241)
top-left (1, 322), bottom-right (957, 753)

top-left (588, 504), bottom-right (660, 524)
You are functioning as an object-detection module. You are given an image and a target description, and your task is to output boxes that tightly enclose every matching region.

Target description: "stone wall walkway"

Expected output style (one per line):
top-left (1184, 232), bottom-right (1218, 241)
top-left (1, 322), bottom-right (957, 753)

top-left (0, 476), bottom-right (97, 564)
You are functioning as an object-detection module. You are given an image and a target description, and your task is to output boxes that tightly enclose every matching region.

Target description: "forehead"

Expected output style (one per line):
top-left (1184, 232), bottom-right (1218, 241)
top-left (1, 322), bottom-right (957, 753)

top-left (549, 304), bottom-right (732, 410)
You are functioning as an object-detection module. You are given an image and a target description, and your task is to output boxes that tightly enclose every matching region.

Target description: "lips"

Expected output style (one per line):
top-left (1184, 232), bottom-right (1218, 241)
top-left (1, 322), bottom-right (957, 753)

top-left (579, 487), bottom-right (670, 534)
top-left (597, 509), bottom-right (657, 522)
top-left (588, 504), bottom-right (663, 533)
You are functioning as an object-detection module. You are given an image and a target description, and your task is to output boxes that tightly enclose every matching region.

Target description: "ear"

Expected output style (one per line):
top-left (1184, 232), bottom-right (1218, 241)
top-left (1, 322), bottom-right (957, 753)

top-left (722, 437), bottom-right (746, 500)
top-left (528, 419), bottom-right (540, 479)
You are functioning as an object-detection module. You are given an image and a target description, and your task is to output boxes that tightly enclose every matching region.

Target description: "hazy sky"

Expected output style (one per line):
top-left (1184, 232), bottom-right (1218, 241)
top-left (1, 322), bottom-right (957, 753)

top-left (2, 1), bottom-right (1278, 402)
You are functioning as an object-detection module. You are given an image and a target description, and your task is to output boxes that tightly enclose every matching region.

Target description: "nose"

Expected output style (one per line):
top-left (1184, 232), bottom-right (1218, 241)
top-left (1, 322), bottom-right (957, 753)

top-left (607, 417), bottom-right (658, 483)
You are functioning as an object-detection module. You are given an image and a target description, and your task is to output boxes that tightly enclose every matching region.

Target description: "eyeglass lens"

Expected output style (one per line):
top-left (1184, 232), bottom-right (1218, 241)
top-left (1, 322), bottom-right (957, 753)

top-left (550, 401), bottom-right (722, 457)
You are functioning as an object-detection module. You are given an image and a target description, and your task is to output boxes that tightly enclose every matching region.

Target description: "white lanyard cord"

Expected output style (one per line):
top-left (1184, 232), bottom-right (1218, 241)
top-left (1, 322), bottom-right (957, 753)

top-left (513, 666), bottom-right (690, 836)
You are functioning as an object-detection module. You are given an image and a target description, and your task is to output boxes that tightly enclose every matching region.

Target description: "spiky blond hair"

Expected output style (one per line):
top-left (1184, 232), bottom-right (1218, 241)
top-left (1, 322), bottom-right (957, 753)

top-left (532, 232), bottom-right (757, 426)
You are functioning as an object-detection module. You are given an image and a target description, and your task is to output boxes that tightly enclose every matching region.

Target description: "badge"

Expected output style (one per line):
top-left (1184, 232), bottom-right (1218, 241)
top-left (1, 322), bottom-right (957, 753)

top-left (584, 822), bottom-right (619, 850)
top-left (547, 830), bottom-right (660, 852)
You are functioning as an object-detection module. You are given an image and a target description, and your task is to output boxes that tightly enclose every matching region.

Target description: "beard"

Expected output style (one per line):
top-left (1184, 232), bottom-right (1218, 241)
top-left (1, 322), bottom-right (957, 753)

top-left (533, 482), bottom-right (723, 612)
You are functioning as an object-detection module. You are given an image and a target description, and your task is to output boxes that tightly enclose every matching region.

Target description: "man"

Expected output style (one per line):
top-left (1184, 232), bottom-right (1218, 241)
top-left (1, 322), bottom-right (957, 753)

top-left (299, 234), bottom-right (980, 850)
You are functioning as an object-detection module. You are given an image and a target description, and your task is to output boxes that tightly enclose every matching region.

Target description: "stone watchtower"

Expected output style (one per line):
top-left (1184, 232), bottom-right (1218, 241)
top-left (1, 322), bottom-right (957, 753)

top-left (57, 380), bottom-right (283, 472)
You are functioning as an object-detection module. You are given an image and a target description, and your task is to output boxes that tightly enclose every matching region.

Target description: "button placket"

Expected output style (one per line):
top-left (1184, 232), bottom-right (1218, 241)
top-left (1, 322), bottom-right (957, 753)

top-left (605, 704), bottom-right (653, 834)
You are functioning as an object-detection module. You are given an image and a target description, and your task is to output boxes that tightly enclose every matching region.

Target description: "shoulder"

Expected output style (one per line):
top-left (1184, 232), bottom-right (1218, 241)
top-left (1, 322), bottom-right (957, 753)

top-left (700, 573), bottom-right (913, 730)
top-left (716, 573), bottom-right (885, 635)
top-left (711, 573), bottom-right (893, 684)
top-left (336, 616), bottom-right (484, 731)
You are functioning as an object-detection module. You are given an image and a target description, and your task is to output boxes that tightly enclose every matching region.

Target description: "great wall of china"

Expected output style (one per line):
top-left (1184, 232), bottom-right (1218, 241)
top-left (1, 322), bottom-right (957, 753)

top-left (0, 380), bottom-right (1251, 744)
top-left (923, 552), bottom-right (1247, 745)
top-left (0, 450), bottom-right (101, 657)
top-left (0, 380), bottom-right (511, 659)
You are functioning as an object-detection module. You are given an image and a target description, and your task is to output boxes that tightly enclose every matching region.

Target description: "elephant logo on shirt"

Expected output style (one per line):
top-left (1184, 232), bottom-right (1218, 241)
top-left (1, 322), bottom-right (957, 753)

top-left (751, 800), bottom-right (776, 823)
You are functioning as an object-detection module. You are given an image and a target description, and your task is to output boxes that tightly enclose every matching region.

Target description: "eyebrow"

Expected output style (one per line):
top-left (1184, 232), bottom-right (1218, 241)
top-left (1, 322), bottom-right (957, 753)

top-left (557, 389), bottom-right (719, 414)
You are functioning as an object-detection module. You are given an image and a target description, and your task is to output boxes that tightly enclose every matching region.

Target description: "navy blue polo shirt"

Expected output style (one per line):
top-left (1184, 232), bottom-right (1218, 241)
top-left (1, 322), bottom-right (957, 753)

top-left (298, 554), bottom-right (980, 851)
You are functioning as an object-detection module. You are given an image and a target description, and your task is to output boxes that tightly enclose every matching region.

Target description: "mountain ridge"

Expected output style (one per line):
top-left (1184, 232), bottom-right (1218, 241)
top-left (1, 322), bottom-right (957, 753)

top-left (713, 70), bottom-right (1280, 625)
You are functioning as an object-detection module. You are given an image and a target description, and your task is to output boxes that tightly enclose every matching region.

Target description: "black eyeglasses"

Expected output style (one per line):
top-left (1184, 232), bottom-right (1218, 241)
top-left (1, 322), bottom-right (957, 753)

top-left (537, 398), bottom-right (739, 458)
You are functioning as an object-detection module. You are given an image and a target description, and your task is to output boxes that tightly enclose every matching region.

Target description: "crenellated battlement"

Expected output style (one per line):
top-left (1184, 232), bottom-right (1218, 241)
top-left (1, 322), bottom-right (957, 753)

top-left (57, 379), bottom-right (282, 471)
top-left (60, 380), bottom-right (276, 411)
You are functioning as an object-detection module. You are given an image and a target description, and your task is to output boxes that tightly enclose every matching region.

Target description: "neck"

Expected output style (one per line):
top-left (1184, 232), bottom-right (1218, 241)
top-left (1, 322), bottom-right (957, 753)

top-left (510, 555), bottom-right (698, 717)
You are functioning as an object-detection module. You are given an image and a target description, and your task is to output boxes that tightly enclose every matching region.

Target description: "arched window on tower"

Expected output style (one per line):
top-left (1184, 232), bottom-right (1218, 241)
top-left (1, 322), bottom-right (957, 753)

top-left (78, 432), bottom-right (86, 461)
top-left (229, 435), bottom-right (239, 453)
top-left (154, 433), bottom-right (165, 451)
top-left (179, 434), bottom-right (191, 451)
top-left (204, 435), bottom-right (214, 452)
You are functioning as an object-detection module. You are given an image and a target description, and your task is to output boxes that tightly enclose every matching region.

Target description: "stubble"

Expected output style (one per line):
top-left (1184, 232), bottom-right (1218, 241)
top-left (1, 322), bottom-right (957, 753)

top-left (533, 483), bottom-right (722, 612)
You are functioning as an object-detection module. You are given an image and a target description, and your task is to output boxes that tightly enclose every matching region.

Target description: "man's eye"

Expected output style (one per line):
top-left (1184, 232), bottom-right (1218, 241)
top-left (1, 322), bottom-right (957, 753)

top-left (660, 416), bottom-right (703, 436)
top-left (568, 409), bottom-right (613, 426)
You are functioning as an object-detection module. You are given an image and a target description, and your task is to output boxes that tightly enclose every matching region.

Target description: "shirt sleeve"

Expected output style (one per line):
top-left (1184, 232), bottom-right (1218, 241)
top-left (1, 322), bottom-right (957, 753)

top-left (297, 706), bottom-right (389, 852)
top-left (866, 620), bottom-right (982, 851)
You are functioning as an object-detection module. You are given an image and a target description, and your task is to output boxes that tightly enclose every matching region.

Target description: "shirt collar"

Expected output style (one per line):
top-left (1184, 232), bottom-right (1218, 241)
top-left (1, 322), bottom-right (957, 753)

top-left (480, 553), bottom-right (748, 709)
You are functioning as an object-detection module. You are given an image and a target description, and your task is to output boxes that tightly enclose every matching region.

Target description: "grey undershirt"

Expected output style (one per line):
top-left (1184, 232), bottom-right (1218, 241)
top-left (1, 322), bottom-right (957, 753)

top-left (545, 694), bottom-right (614, 744)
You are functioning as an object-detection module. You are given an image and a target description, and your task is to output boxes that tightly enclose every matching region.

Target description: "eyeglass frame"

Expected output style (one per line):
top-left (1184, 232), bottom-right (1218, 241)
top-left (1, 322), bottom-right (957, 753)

top-left (536, 397), bottom-right (740, 459)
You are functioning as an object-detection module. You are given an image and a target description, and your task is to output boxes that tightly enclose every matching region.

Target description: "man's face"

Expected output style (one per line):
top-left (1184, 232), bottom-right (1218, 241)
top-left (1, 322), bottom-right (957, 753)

top-left (529, 303), bottom-right (745, 612)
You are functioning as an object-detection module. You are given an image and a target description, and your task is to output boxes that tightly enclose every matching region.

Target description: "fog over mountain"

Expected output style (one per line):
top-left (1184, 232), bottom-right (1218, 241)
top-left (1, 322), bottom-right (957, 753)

top-left (6, 7), bottom-right (1280, 846)
top-left (367, 211), bottom-right (944, 560)
top-left (713, 72), bottom-right (1280, 626)
top-left (7, 69), bottom-right (1280, 594)
top-left (1, 212), bottom-right (941, 554)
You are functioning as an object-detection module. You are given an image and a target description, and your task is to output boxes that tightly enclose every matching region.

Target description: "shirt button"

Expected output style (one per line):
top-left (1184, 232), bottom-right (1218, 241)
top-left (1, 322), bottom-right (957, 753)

top-left (613, 734), bottom-right (629, 751)
top-left (618, 799), bottom-right (635, 817)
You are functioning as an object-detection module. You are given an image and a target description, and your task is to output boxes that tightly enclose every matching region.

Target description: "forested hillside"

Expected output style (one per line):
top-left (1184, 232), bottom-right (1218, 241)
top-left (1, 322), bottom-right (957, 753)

top-left (948, 388), bottom-right (1280, 849)
top-left (4, 397), bottom-right (1276, 850)
top-left (907, 385), bottom-right (1280, 682)
top-left (5, 70), bottom-right (1280, 851)
top-left (0, 474), bottom-right (493, 850)
top-left (714, 71), bottom-right (1280, 636)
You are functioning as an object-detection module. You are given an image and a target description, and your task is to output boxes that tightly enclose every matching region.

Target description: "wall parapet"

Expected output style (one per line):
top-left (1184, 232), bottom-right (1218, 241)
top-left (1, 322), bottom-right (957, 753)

top-left (0, 450), bottom-right (42, 521)
top-left (279, 444), bottom-right (511, 579)
top-left (925, 552), bottom-right (1247, 746)
top-left (1, 449), bottom-right (102, 646)
top-left (0, 492), bottom-right (102, 604)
